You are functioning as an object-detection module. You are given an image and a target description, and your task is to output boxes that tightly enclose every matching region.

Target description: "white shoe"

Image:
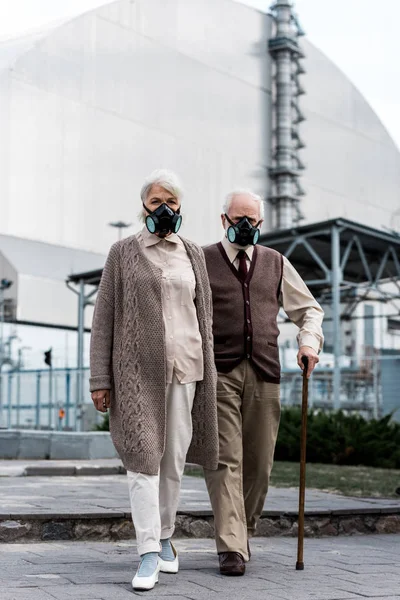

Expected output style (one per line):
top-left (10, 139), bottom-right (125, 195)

top-left (159, 542), bottom-right (179, 574)
top-left (132, 558), bottom-right (161, 591)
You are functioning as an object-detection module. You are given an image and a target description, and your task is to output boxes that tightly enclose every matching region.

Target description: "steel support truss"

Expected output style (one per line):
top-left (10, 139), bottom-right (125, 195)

top-left (260, 218), bottom-right (400, 410)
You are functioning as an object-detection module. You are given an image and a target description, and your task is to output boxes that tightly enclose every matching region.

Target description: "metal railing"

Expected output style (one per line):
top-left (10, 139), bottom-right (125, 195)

top-left (0, 368), bottom-right (93, 431)
top-left (1, 354), bottom-right (399, 431)
top-left (281, 355), bottom-right (400, 420)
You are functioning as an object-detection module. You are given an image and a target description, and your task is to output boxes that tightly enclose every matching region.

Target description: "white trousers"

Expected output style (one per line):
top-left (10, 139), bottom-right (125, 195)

top-left (127, 376), bottom-right (196, 556)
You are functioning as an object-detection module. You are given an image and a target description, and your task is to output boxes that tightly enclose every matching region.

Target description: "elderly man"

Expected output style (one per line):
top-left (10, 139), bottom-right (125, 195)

top-left (203, 190), bottom-right (324, 576)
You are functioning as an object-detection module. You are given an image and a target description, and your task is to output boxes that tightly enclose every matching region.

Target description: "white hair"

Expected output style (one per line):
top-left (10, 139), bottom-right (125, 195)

top-left (223, 189), bottom-right (265, 220)
top-left (140, 169), bottom-right (183, 203)
top-left (139, 169), bottom-right (183, 223)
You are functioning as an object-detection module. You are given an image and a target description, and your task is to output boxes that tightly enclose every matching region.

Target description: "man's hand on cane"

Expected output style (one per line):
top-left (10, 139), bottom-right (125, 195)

top-left (297, 346), bottom-right (319, 378)
top-left (91, 389), bottom-right (110, 412)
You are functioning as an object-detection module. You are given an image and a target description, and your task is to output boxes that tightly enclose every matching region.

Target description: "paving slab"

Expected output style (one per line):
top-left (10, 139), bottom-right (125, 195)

top-left (0, 472), bottom-right (399, 518)
top-left (0, 536), bottom-right (399, 600)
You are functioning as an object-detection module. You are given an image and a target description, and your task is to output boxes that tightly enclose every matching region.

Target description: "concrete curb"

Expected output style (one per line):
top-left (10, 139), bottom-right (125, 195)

top-left (0, 461), bottom-right (201, 477)
top-left (1, 510), bottom-right (400, 543)
top-left (0, 430), bottom-right (118, 460)
top-left (0, 463), bottom-right (201, 477)
top-left (22, 465), bottom-right (127, 476)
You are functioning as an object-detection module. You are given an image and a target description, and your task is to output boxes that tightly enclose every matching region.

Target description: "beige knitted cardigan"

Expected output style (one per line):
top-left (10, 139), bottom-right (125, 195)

top-left (89, 233), bottom-right (218, 475)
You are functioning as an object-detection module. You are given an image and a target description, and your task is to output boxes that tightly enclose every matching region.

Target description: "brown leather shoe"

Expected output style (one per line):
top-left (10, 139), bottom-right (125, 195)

top-left (219, 552), bottom-right (246, 576)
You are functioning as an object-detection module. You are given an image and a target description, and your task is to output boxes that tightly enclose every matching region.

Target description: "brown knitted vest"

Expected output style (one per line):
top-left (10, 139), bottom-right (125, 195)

top-left (203, 242), bottom-right (283, 383)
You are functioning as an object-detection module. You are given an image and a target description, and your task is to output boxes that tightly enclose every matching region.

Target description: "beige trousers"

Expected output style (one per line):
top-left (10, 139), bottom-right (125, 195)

top-left (127, 376), bottom-right (196, 556)
top-left (204, 360), bottom-right (280, 561)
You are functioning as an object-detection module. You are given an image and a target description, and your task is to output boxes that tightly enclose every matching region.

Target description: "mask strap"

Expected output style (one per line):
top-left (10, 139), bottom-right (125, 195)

top-left (225, 214), bottom-right (236, 227)
top-left (143, 202), bottom-right (152, 215)
top-left (225, 215), bottom-right (261, 228)
top-left (143, 202), bottom-right (180, 216)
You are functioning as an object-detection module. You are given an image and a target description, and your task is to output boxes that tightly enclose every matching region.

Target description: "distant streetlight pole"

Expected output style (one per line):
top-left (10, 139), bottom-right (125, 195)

top-left (109, 221), bottom-right (132, 241)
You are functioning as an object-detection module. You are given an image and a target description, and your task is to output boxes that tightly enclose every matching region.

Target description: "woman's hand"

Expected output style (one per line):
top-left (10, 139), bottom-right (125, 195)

top-left (91, 389), bottom-right (111, 412)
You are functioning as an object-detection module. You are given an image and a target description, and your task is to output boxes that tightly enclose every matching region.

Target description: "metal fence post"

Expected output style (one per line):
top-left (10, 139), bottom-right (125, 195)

top-left (16, 368), bottom-right (21, 428)
top-left (76, 279), bottom-right (85, 432)
top-left (65, 369), bottom-right (71, 429)
top-left (373, 353), bottom-right (379, 419)
top-left (48, 367), bottom-right (53, 429)
top-left (7, 373), bottom-right (13, 429)
top-left (35, 371), bottom-right (41, 429)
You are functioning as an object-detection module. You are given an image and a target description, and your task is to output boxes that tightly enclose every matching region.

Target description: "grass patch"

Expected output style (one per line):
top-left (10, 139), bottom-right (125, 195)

top-left (184, 462), bottom-right (400, 498)
top-left (270, 461), bottom-right (400, 498)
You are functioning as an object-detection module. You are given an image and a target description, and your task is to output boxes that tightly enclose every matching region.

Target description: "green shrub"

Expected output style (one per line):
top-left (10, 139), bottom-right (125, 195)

top-left (275, 408), bottom-right (400, 469)
top-left (94, 406), bottom-right (400, 469)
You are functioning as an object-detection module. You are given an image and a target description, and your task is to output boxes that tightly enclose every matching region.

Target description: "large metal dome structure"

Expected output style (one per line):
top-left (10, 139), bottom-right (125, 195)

top-left (0, 0), bottom-right (399, 430)
top-left (0, 0), bottom-right (399, 255)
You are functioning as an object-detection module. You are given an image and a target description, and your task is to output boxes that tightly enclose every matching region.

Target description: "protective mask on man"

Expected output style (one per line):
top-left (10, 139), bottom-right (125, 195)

top-left (225, 214), bottom-right (261, 247)
top-left (144, 203), bottom-right (182, 236)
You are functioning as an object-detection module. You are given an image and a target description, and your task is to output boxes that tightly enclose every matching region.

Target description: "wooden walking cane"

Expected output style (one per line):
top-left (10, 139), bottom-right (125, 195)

top-left (296, 355), bottom-right (309, 571)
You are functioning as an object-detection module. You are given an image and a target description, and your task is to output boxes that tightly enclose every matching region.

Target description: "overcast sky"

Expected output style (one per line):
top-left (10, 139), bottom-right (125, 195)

top-left (0, 0), bottom-right (399, 148)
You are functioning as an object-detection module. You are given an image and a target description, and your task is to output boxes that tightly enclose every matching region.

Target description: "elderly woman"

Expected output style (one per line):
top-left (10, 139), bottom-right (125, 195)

top-left (90, 169), bottom-right (218, 591)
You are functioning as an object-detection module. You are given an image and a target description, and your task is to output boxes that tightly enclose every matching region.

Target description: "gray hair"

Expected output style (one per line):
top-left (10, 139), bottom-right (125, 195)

top-left (140, 169), bottom-right (183, 203)
top-left (223, 189), bottom-right (265, 220)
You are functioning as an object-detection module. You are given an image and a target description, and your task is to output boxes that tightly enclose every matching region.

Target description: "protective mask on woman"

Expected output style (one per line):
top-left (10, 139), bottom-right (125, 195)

top-left (225, 215), bottom-right (261, 247)
top-left (144, 203), bottom-right (182, 236)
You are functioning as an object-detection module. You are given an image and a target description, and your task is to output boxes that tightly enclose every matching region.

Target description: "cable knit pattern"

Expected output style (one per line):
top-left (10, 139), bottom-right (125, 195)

top-left (89, 234), bottom-right (218, 475)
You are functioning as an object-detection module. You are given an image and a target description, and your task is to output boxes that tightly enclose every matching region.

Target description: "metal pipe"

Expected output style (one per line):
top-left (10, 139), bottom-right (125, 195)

top-left (7, 373), bottom-right (12, 429)
top-left (269, 0), bottom-right (306, 230)
top-left (65, 369), bottom-right (71, 429)
top-left (0, 288), bottom-right (3, 427)
top-left (16, 368), bottom-right (21, 428)
top-left (331, 225), bottom-right (342, 410)
top-left (77, 279), bottom-right (85, 432)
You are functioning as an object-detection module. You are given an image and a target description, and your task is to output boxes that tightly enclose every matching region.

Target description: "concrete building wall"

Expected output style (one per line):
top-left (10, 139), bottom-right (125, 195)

top-left (0, 0), bottom-right (272, 253)
top-left (0, 0), bottom-right (398, 257)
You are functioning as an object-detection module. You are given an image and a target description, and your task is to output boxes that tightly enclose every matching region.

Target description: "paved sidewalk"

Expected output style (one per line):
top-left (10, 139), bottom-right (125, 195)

top-left (1, 535), bottom-right (399, 599)
top-left (1, 471), bottom-right (399, 519)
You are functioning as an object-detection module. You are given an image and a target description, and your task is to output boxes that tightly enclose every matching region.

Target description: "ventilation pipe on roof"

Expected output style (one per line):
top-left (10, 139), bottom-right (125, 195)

top-left (268, 0), bottom-right (306, 230)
